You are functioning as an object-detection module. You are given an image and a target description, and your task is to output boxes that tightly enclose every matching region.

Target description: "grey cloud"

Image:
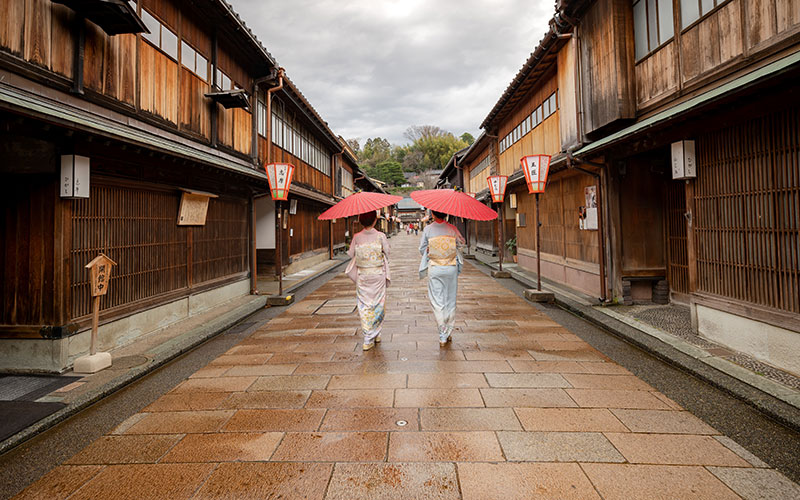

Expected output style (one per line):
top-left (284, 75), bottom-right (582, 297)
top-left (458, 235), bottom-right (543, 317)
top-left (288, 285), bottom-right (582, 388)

top-left (232, 0), bottom-right (554, 145)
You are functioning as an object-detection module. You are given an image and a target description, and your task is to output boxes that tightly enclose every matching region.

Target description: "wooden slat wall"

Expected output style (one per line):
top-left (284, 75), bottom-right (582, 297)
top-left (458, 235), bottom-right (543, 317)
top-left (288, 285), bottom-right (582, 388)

top-left (666, 181), bottom-right (689, 293)
top-left (681, 0), bottom-right (743, 85)
top-left (578, 0), bottom-right (635, 134)
top-left (619, 158), bottom-right (665, 273)
top-left (267, 143), bottom-right (333, 194)
top-left (1, 176), bottom-right (57, 326)
top-left (140, 42), bottom-right (178, 123)
top-left (179, 69), bottom-right (211, 139)
top-left (695, 106), bottom-right (800, 314)
top-left (497, 74), bottom-right (560, 177)
top-left (557, 39), bottom-right (579, 150)
top-left (287, 199), bottom-right (330, 258)
top-left (191, 198), bottom-right (247, 284)
top-left (69, 181), bottom-right (248, 320)
top-left (635, 42), bottom-right (678, 108)
top-left (562, 173), bottom-right (599, 263)
top-left (746, 0), bottom-right (800, 48)
top-left (70, 183), bottom-right (187, 319)
top-left (539, 177), bottom-right (565, 256)
top-left (468, 151), bottom-right (491, 194)
top-left (516, 188), bottom-right (536, 251)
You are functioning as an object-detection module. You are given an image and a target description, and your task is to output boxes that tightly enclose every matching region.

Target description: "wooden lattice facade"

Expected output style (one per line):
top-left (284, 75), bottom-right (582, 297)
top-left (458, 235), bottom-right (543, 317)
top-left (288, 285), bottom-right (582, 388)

top-left (694, 107), bottom-right (800, 315)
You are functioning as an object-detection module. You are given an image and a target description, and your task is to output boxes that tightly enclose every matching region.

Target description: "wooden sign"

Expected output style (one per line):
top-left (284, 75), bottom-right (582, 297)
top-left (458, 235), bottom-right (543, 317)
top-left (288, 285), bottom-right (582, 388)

top-left (178, 189), bottom-right (218, 226)
top-left (86, 253), bottom-right (117, 297)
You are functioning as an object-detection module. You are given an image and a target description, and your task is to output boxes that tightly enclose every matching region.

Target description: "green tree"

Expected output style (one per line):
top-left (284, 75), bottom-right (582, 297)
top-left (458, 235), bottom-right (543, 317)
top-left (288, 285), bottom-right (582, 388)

top-left (460, 132), bottom-right (475, 145)
top-left (366, 160), bottom-right (405, 187)
top-left (361, 137), bottom-right (391, 169)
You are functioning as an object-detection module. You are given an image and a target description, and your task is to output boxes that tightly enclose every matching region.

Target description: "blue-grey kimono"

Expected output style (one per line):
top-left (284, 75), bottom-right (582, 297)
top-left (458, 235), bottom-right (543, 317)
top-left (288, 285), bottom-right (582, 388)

top-left (419, 220), bottom-right (465, 342)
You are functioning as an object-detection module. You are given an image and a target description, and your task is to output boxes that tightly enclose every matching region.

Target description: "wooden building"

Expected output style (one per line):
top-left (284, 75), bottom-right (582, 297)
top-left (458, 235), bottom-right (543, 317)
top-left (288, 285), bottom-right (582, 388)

top-left (459, 0), bottom-right (799, 375)
top-left (571, 0), bottom-right (800, 375)
top-left (0, 0), bottom-right (355, 372)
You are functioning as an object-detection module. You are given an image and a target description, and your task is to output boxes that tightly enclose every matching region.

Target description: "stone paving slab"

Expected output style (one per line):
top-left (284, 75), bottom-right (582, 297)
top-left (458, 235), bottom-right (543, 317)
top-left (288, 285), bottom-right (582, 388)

top-left (14, 233), bottom-right (800, 498)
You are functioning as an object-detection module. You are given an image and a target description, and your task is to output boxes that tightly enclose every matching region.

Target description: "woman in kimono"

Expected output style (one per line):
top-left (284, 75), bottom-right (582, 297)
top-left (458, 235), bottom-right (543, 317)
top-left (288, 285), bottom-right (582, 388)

top-left (346, 211), bottom-right (391, 350)
top-left (419, 211), bottom-right (465, 346)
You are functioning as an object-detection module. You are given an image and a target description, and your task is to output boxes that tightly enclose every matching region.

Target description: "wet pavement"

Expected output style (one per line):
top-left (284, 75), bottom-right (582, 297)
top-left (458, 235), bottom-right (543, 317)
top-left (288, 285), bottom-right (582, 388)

top-left (10, 233), bottom-right (800, 499)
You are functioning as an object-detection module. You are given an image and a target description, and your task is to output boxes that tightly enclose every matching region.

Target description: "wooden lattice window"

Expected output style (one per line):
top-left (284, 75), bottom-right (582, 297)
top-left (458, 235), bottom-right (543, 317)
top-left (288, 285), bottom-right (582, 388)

top-left (70, 183), bottom-right (248, 320)
top-left (71, 183), bottom-right (187, 319)
top-left (694, 108), bottom-right (800, 314)
top-left (191, 198), bottom-right (248, 285)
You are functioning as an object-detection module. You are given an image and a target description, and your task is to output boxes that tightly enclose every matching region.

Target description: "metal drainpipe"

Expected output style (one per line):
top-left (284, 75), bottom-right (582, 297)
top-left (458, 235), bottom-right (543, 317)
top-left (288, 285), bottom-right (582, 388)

top-left (567, 152), bottom-right (608, 302)
top-left (267, 69), bottom-right (285, 292)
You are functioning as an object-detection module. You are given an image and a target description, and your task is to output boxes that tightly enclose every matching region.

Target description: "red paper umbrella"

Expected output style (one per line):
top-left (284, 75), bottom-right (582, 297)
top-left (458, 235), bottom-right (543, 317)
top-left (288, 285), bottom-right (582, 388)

top-left (410, 189), bottom-right (498, 221)
top-left (318, 192), bottom-right (403, 220)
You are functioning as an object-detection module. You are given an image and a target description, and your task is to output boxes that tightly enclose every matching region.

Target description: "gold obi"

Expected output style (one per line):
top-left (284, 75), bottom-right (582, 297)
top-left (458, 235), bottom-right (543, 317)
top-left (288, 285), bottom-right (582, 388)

top-left (428, 235), bottom-right (457, 266)
top-left (355, 240), bottom-right (384, 275)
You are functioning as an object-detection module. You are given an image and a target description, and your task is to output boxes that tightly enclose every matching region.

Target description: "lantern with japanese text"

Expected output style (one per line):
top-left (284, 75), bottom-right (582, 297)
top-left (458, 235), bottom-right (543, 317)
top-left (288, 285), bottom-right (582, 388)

top-left (487, 175), bottom-right (508, 203)
top-left (264, 163), bottom-right (295, 200)
top-left (520, 154), bottom-right (551, 194)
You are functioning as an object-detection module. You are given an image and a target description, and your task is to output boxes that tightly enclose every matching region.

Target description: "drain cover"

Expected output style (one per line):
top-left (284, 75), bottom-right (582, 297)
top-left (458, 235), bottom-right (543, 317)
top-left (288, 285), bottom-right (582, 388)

top-left (110, 355), bottom-right (149, 370)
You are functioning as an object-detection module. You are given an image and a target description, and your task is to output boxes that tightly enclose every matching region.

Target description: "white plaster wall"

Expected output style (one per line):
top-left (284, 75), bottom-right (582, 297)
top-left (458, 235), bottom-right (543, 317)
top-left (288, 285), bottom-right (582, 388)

top-left (188, 279), bottom-right (249, 316)
top-left (697, 304), bottom-right (800, 376)
top-left (255, 197), bottom-right (276, 249)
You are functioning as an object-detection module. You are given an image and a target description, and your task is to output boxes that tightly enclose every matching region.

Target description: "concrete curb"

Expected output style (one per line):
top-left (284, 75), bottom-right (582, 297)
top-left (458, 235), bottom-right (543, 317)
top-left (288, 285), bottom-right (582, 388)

top-left (473, 259), bottom-right (800, 433)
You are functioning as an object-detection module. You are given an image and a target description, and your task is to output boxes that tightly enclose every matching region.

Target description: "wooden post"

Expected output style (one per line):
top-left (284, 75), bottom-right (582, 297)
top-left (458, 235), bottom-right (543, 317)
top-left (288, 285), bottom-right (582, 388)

top-left (75, 253), bottom-right (116, 373)
top-left (536, 193), bottom-right (542, 291)
top-left (497, 202), bottom-right (505, 272)
top-left (90, 296), bottom-right (100, 356)
top-left (277, 200), bottom-right (283, 296)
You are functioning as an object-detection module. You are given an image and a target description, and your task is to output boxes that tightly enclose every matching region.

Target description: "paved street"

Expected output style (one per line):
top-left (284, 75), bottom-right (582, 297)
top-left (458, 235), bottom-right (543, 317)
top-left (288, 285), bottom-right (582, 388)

top-left (13, 233), bottom-right (800, 499)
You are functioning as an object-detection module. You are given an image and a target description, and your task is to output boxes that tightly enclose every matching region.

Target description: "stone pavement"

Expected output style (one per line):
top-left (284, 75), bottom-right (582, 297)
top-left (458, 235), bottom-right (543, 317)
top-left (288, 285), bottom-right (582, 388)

top-left (13, 233), bottom-right (800, 499)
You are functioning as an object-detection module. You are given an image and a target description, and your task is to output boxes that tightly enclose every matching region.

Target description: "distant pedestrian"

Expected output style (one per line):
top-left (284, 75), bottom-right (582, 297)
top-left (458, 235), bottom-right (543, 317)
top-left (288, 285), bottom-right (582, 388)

top-left (419, 211), bottom-right (465, 346)
top-left (345, 211), bottom-right (390, 351)
top-left (414, 223), bottom-right (419, 236)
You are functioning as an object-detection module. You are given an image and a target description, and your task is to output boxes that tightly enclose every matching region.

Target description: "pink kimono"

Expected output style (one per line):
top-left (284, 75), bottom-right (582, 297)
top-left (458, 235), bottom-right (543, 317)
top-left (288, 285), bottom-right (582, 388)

top-left (346, 228), bottom-right (391, 343)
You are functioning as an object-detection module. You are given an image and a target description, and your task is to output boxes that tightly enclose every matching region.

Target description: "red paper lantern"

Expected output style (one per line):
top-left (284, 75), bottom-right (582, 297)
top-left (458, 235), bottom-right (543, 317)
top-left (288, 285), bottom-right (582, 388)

top-left (487, 175), bottom-right (508, 203)
top-left (520, 154), bottom-right (551, 194)
top-left (264, 163), bottom-right (295, 200)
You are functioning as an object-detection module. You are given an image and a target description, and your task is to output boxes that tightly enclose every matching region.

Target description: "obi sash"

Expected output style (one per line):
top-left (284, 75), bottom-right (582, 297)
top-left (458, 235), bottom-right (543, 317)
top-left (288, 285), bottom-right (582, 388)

top-left (428, 235), bottom-right (457, 267)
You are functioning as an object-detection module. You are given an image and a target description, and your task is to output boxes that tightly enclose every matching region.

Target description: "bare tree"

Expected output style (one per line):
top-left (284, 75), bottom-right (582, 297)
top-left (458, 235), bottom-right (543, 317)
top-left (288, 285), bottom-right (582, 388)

top-left (404, 125), bottom-right (446, 143)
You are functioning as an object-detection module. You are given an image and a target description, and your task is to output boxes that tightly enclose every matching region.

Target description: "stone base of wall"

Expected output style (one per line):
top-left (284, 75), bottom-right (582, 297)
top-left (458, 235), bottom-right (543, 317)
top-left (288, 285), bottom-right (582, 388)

top-left (517, 250), bottom-right (600, 298)
top-left (695, 304), bottom-right (800, 377)
top-left (0, 279), bottom-right (250, 374)
top-left (285, 250), bottom-right (329, 276)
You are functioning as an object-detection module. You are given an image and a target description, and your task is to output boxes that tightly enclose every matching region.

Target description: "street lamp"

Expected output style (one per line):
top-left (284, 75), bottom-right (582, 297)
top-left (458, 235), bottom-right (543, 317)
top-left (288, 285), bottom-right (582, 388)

top-left (520, 154), bottom-right (551, 290)
top-left (264, 162), bottom-right (295, 296)
top-left (487, 175), bottom-right (508, 272)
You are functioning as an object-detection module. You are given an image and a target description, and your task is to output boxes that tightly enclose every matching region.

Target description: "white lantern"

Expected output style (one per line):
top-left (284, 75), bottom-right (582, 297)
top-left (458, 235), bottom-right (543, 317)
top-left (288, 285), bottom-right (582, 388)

top-left (264, 163), bottom-right (295, 200)
top-left (487, 175), bottom-right (508, 203)
top-left (520, 154), bottom-right (551, 194)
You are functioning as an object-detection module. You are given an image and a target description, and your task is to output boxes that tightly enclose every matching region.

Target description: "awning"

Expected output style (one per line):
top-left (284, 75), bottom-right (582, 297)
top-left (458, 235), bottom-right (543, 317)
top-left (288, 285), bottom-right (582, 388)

top-left (205, 89), bottom-right (250, 109)
top-left (574, 50), bottom-right (800, 158)
top-left (0, 74), bottom-right (266, 181)
top-left (53, 0), bottom-right (148, 36)
top-left (290, 184), bottom-right (336, 206)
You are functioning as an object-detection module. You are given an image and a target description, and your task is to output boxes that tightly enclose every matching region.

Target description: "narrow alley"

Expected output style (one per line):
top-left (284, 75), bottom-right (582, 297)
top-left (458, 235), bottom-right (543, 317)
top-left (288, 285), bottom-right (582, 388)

top-left (8, 232), bottom-right (800, 499)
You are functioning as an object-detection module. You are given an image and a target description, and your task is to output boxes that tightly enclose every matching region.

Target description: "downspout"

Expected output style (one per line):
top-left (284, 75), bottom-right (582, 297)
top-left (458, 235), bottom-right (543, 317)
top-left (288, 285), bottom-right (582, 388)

top-left (267, 69), bottom-right (285, 285)
top-left (331, 147), bottom-right (345, 258)
top-left (249, 69), bottom-right (284, 294)
top-left (567, 151), bottom-right (608, 302)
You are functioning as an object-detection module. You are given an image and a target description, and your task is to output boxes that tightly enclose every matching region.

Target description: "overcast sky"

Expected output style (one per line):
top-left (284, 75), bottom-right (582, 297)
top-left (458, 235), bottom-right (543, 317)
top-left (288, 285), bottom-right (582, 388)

top-left (232, 0), bottom-right (554, 147)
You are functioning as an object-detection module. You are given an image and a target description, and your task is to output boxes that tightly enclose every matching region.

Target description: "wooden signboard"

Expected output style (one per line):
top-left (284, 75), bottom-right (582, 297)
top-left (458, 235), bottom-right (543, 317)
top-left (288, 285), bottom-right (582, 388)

top-left (85, 253), bottom-right (117, 297)
top-left (178, 189), bottom-right (219, 225)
